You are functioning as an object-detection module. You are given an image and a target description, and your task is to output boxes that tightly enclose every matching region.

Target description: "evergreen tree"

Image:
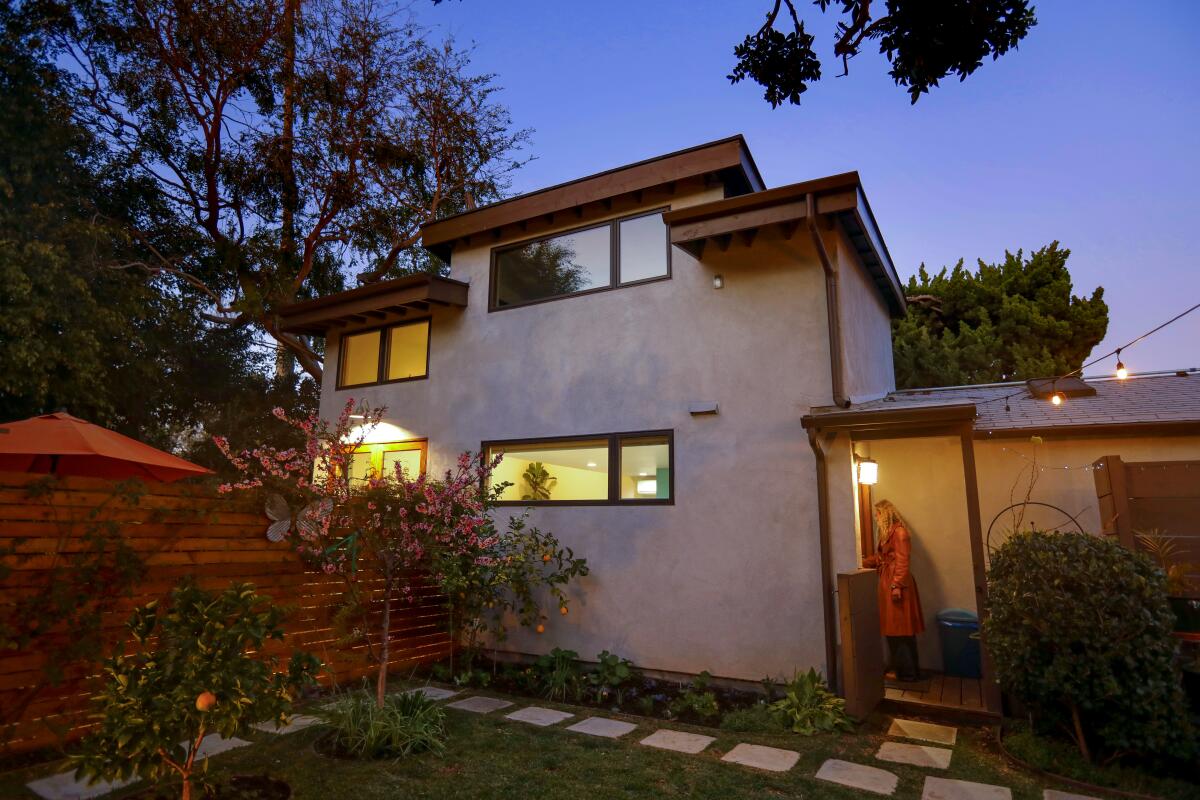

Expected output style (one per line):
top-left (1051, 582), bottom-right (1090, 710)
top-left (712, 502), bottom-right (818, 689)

top-left (892, 243), bottom-right (1108, 389)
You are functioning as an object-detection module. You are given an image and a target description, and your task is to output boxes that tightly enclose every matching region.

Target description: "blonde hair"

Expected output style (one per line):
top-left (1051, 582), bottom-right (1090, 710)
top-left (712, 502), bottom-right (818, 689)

top-left (874, 499), bottom-right (905, 534)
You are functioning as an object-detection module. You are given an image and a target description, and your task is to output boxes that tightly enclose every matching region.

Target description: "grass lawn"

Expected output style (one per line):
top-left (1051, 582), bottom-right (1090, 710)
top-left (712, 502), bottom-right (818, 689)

top-left (0, 686), bottom-right (1165, 800)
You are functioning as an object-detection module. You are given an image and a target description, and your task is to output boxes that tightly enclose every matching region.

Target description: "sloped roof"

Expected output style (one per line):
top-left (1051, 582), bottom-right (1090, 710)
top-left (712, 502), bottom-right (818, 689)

top-left (805, 370), bottom-right (1200, 436)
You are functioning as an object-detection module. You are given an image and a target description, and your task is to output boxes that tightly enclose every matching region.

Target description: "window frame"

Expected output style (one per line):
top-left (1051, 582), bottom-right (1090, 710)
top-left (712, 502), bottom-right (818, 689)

top-left (335, 317), bottom-right (432, 390)
top-left (488, 208), bottom-right (672, 312)
top-left (481, 429), bottom-right (674, 507)
top-left (348, 439), bottom-right (429, 482)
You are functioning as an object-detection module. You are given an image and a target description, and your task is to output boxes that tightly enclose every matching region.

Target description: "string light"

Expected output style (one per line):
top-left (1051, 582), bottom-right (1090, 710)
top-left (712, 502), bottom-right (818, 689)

top-left (1115, 348), bottom-right (1127, 380)
top-left (999, 446), bottom-right (1100, 472)
top-left (1050, 391), bottom-right (1064, 406)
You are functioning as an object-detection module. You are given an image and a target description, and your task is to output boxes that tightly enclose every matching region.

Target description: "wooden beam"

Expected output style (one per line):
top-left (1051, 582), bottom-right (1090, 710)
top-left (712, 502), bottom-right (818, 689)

top-left (601, 198), bottom-right (613, 211)
top-left (739, 228), bottom-right (758, 248)
top-left (384, 306), bottom-right (408, 316)
top-left (670, 200), bottom-right (808, 247)
top-left (573, 206), bottom-right (583, 219)
top-left (632, 189), bottom-right (643, 203)
top-left (664, 181), bottom-right (676, 196)
top-left (714, 234), bottom-right (732, 253)
top-left (408, 301), bottom-right (430, 311)
top-left (779, 220), bottom-right (799, 240)
top-left (959, 425), bottom-right (1002, 715)
top-left (365, 311), bottom-right (387, 320)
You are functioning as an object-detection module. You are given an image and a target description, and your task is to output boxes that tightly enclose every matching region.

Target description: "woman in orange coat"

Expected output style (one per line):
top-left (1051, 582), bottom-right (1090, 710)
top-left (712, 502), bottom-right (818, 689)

top-left (863, 499), bottom-right (924, 681)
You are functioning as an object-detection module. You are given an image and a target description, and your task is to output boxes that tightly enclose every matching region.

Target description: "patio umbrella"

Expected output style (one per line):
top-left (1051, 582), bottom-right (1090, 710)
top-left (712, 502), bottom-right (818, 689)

top-left (0, 412), bottom-right (213, 482)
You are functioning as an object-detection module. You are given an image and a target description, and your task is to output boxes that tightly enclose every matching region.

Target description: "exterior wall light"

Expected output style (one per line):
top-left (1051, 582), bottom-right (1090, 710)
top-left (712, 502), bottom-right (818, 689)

top-left (713, 274), bottom-right (724, 289)
top-left (856, 458), bottom-right (878, 485)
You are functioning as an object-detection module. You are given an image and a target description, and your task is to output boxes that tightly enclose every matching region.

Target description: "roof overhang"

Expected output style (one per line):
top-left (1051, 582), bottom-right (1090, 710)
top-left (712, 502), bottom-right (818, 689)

top-left (278, 274), bottom-right (469, 336)
top-left (802, 403), bottom-right (977, 438)
top-left (420, 136), bottom-right (765, 262)
top-left (663, 172), bottom-right (906, 316)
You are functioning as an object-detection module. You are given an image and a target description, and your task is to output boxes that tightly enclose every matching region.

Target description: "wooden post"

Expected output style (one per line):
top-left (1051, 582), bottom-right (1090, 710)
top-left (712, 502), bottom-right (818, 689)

top-left (1093, 455), bottom-right (1133, 548)
top-left (857, 482), bottom-right (875, 564)
top-left (838, 569), bottom-right (884, 718)
top-left (959, 426), bottom-right (1003, 715)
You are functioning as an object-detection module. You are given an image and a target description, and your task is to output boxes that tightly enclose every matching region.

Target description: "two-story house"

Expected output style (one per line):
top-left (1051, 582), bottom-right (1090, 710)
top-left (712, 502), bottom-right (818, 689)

top-left (278, 135), bottom-right (905, 687)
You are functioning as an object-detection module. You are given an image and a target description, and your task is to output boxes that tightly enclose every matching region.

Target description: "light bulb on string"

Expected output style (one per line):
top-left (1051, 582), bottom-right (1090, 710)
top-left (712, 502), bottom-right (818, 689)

top-left (1051, 392), bottom-right (1064, 406)
top-left (1115, 349), bottom-right (1128, 380)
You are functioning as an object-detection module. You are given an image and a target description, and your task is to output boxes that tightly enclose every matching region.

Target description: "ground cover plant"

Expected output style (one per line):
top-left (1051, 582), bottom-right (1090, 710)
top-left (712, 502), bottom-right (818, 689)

top-left (318, 691), bottom-right (446, 760)
top-left (71, 582), bottom-right (318, 800)
top-left (986, 529), bottom-right (1196, 766)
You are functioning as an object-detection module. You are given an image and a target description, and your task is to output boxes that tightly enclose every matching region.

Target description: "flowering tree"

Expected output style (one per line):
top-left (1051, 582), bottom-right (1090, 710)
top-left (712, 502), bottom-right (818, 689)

top-left (217, 401), bottom-right (588, 705)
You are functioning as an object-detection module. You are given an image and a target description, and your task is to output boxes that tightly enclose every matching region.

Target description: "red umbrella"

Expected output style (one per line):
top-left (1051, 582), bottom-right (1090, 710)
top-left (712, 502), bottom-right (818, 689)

top-left (0, 412), bottom-right (213, 482)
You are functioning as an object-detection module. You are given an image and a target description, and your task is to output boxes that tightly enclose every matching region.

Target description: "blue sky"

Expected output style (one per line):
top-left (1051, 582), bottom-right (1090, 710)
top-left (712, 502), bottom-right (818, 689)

top-left (414, 1), bottom-right (1199, 374)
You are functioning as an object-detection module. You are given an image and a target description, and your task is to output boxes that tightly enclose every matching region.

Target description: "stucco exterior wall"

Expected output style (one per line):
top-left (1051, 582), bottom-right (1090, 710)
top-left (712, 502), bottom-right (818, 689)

top-left (834, 226), bottom-right (896, 403)
top-left (317, 185), bottom-right (878, 681)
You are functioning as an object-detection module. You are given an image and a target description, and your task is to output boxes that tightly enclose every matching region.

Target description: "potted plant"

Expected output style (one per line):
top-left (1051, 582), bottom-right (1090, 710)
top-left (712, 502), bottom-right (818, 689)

top-left (1137, 530), bottom-right (1200, 633)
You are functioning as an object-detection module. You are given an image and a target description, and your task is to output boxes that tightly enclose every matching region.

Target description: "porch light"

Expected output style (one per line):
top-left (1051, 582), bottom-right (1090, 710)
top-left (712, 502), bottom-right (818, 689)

top-left (713, 274), bottom-right (724, 289)
top-left (856, 458), bottom-right (878, 485)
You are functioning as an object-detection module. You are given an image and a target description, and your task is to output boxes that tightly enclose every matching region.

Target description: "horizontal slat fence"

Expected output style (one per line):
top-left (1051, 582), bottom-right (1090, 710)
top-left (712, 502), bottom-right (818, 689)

top-left (0, 472), bottom-right (451, 755)
top-left (1093, 456), bottom-right (1200, 585)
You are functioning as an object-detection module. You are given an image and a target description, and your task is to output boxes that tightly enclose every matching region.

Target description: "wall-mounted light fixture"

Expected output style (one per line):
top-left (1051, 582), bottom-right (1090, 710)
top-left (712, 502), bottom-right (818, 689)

top-left (713, 274), bottom-right (724, 289)
top-left (856, 457), bottom-right (878, 485)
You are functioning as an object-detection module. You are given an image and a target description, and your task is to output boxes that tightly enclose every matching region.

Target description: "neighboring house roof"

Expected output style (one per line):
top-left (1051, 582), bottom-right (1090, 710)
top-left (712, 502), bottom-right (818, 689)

top-left (663, 172), bottom-right (905, 315)
top-left (804, 370), bottom-right (1200, 437)
top-left (277, 274), bottom-right (469, 336)
top-left (420, 135), bottom-right (765, 261)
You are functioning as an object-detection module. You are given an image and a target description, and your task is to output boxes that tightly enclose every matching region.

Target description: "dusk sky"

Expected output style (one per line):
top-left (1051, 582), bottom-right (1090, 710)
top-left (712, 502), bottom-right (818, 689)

top-left (415, 0), bottom-right (1200, 376)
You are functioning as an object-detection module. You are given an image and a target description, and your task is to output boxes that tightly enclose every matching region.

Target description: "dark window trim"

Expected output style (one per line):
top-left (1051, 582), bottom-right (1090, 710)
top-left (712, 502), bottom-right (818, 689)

top-left (335, 317), bottom-right (432, 390)
top-left (488, 208), bottom-right (672, 312)
top-left (482, 429), bottom-right (674, 506)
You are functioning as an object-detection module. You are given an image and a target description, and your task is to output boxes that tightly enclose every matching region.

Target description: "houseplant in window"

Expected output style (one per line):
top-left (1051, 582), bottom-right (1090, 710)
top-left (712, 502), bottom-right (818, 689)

top-left (521, 461), bottom-right (556, 501)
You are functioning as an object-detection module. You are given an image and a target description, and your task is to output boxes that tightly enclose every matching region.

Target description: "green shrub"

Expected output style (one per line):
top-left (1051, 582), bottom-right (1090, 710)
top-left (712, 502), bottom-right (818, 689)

top-left (534, 648), bottom-right (582, 702)
top-left (669, 670), bottom-right (720, 720)
top-left (587, 650), bottom-right (638, 705)
top-left (321, 690), bottom-right (446, 759)
top-left (72, 582), bottom-right (319, 800)
top-left (720, 703), bottom-right (786, 733)
top-left (769, 669), bottom-right (853, 735)
top-left (985, 530), bottom-right (1195, 762)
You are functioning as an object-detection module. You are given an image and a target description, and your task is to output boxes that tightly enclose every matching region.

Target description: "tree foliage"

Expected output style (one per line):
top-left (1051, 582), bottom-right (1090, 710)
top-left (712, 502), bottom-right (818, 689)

top-left (891, 243), bottom-right (1108, 389)
top-left (730, 0), bottom-right (1037, 107)
top-left (53, 0), bottom-right (529, 381)
top-left (985, 530), bottom-right (1195, 762)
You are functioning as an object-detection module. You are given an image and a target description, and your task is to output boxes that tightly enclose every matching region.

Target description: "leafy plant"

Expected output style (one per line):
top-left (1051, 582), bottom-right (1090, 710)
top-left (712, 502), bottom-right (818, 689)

top-left (669, 670), bottom-right (720, 720)
top-left (588, 651), bottom-right (638, 706)
top-left (320, 690), bottom-right (446, 760)
top-left (720, 703), bottom-right (786, 733)
top-left (769, 669), bottom-right (853, 735)
top-left (986, 530), bottom-right (1195, 762)
top-left (1137, 529), bottom-right (1199, 597)
top-left (534, 648), bottom-right (582, 703)
top-left (72, 582), bottom-right (319, 800)
top-left (521, 461), bottom-right (557, 501)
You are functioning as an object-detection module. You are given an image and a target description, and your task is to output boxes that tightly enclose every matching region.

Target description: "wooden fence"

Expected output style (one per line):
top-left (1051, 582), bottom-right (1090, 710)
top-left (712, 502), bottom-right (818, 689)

top-left (0, 471), bottom-right (451, 755)
top-left (1093, 455), bottom-right (1200, 583)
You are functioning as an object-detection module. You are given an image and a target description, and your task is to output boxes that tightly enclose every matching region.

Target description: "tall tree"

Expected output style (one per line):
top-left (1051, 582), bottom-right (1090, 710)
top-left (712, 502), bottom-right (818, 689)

top-left (891, 243), bottom-right (1108, 389)
top-left (56, 0), bottom-right (529, 381)
top-left (730, 0), bottom-right (1037, 107)
top-left (0, 0), bottom-right (312, 466)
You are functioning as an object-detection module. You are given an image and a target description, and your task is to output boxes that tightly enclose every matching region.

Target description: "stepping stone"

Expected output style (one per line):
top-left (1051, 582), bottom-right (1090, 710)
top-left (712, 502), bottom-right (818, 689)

top-left (252, 714), bottom-right (323, 734)
top-left (923, 776), bottom-right (1012, 800)
top-left (446, 696), bottom-right (513, 714)
top-left (815, 759), bottom-right (898, 795)
top-left (639, 729), bottom-right (715, 754)
top-left (189, 734), bottom-right (251, 760)
top-left (406, 686), bottom-right (459, 701)
top-left (888, 717), bottom-right (958, 745)
top-left (876, 741), bottom-right (952, 769)
top-left (720, 742), bottom-right (800, 773)
top-left (1044, 792), bottom-right (1100, 800)
top-left (565, 717), bottom-right (638, 739)
top-left (506, 706), bottom-right (575, 727)
top-left (26, 771), bottom-right (137, 800)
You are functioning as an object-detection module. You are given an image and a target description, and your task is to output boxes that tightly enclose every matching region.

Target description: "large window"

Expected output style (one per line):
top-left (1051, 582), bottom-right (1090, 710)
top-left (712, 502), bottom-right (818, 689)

top-left (337, 319), bottom-right (430, 388)
top-left (491, 210), bottom-right (669, 309)
top-left (348, 440), bottom-right (427, 484)
top-left (484, 431), bottom-right (672, 505)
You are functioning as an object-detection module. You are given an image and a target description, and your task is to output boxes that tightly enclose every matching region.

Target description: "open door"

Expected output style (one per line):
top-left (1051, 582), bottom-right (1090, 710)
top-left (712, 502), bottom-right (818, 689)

top-left (838, 568), bottom-right (884, 717)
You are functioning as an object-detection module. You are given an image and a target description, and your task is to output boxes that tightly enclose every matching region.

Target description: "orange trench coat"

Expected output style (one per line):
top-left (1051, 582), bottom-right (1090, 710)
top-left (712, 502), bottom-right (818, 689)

top-left (864, 522), bottom-right (925, 637)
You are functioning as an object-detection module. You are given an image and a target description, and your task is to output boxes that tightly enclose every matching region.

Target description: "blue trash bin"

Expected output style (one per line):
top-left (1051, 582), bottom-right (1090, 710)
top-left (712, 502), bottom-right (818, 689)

top-left (937, 608), bottom-right (981, 679)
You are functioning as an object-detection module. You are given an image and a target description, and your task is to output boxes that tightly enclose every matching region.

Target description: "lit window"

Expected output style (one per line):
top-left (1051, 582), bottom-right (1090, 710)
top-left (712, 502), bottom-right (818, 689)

top-left (387, 320), bottom-right (429, 381)
top-left (484, 431), bottom-right (672, 504)
top-left (348, 441), bottom-right (427, 485)
top-left (339, 330), bottom-right (382, 387)
top-left (491, 210), bottom-right (670, 309)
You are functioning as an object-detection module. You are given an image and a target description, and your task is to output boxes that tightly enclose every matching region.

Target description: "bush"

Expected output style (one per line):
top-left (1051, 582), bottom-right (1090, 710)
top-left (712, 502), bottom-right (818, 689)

top-left (985, 530), bottom-right (1195, 762)
top-left (668, 670), bottom-right (720, 720)
top-left (533, 648), bottom-right (583, 703)
top-left (587, 650), bottom-right (639, 706)
top-left (769, 669), bottom-right (853, 735)
top-left (320, 690), bottom-right (446, 759)
top-left (72, 582), bottom-right (319, 800)
top-left (720, 703), bottom-right (786, 733)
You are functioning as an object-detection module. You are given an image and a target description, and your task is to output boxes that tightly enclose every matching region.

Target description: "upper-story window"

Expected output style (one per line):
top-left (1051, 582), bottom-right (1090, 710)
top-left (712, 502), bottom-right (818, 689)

top-left (337, 319), bottom-right (430, 389)
top-left (490, 209), bottom-right (670, 310)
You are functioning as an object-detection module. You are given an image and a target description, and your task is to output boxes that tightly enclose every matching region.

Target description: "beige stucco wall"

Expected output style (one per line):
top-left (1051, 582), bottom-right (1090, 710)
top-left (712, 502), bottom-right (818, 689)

top-left (316, 183), bottom-right (893, 681)
top-left (835, 226), bottom-right (896, 403)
